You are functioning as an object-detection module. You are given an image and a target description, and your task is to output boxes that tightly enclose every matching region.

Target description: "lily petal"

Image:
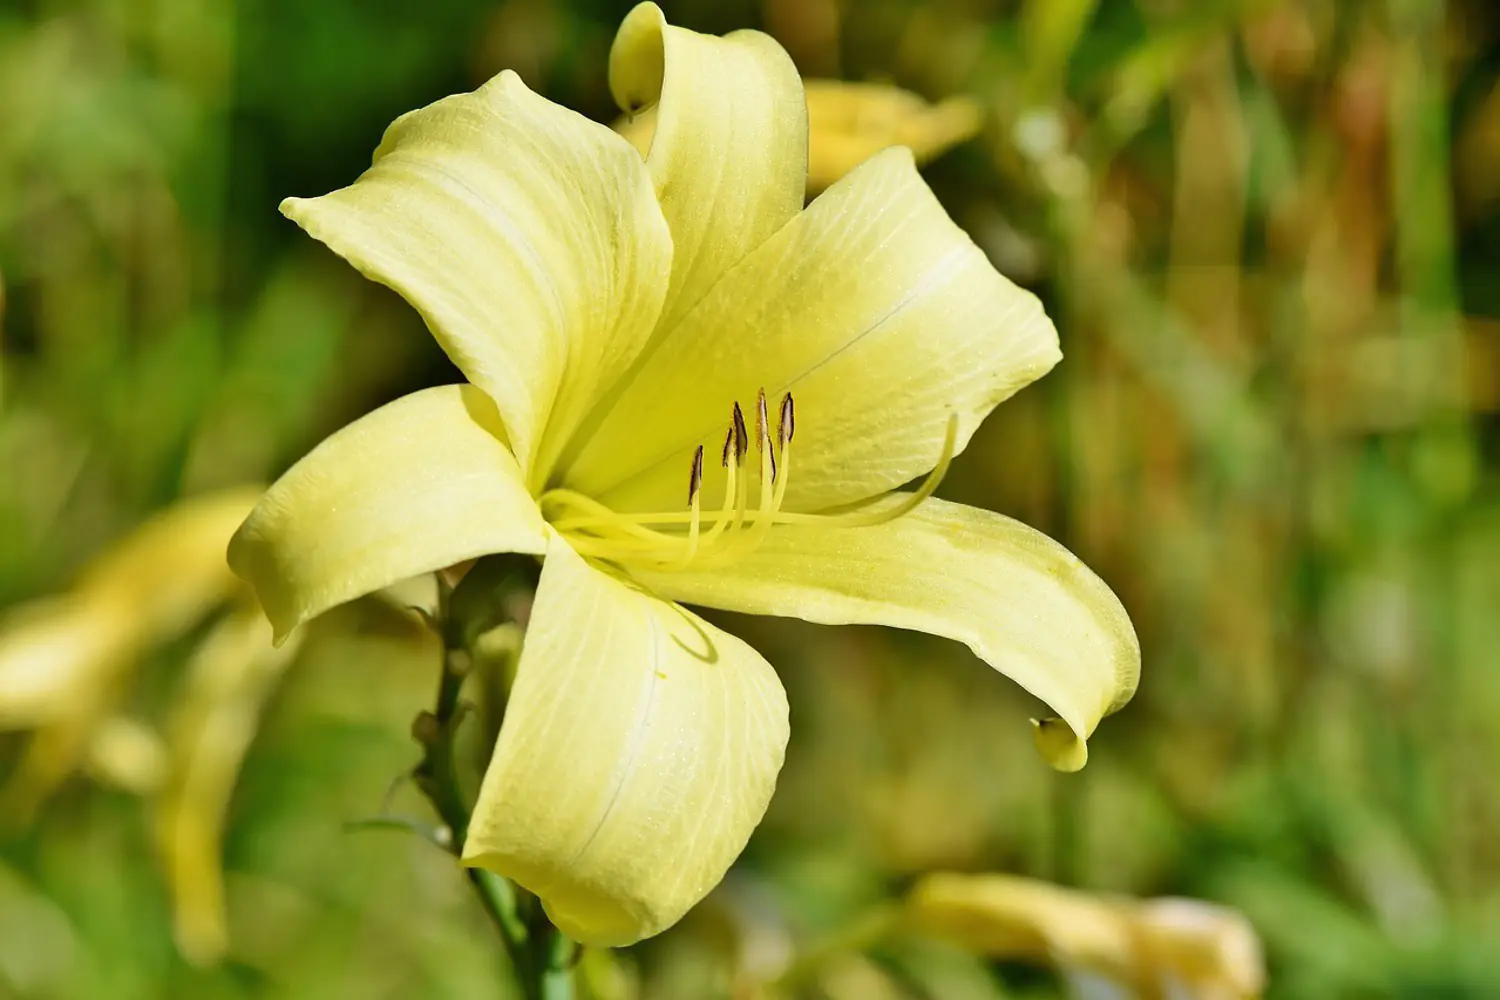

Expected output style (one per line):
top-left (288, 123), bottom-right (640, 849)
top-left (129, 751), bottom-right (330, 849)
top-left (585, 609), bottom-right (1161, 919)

top-left (907, 873), bottom-right (1266, 999)
top-left (607, 1), bottom-right (807, 333)
top-left (803, 80), bottom-right (983, 193)
top-left (281, 71), bottom-right (671, 477)
top-left (0, 599), bottom-right (135, 729)
top-left (635, 497), bottom-right (1137, 770)
top-left (228, 385), bottom-right (547, 641)
top-left (155, 609), bottom-right (302, 966)
top-left (463, 540), bottom-right (789, 946)
top-left (562, 147), bottom-right (1060, 515)
top-left (75, 487), bottom-right (260, 639)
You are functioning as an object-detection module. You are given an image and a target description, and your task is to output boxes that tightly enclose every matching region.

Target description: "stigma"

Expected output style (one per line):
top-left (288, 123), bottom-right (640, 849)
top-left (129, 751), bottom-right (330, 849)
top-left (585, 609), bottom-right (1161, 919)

top-left (538, 390), bottom-right (956, 571)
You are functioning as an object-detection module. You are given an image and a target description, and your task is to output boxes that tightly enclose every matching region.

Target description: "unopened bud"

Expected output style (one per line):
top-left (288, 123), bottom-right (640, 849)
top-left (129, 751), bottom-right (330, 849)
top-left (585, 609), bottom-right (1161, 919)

top-left (411, 710), bottom-right (441, 747)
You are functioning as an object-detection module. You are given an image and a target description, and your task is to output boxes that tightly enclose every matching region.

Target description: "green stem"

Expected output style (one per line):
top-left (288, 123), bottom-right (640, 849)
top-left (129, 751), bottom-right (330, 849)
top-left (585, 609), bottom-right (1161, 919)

top-left (412, 569), bottom-right (575, 1000)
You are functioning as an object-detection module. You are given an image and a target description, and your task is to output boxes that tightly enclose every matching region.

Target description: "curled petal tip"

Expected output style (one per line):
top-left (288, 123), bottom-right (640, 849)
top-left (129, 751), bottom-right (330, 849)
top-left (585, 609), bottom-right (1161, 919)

top-left (1031, 717), bottom-right (1088, 772)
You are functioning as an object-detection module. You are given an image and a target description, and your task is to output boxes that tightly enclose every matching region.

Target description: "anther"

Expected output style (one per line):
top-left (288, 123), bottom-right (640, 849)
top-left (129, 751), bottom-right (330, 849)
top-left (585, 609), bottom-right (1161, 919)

top-left (755, 388), bottom-right (777, 483)
top-left (721, 427), bottom-right (735, 468)
top-left (731, 402), bottom-right (749, 465)
top-left (778, 392), bottom-right (795, 448)
top-left (688, 446), bottom-right (704, 502)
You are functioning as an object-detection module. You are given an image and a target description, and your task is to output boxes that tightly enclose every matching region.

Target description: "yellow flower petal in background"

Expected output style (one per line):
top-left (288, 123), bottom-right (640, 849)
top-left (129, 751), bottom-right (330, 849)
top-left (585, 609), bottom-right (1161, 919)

top-left (608, 1), bottom-right (807, 333)
top-left (1134, 898), bottom-right (1267, 1000)
top-left (0, 598), bottom-right (134, 730)
top-left (280, 71), bottom-right (671, 477)
top-left (463, 541), bottom-right (789, 947)
top-left (0, 487), bottom-right (315, 965)
top-left (0, 488), bottom-right (259, 818)
top-left (803, 80), bottom-right (983, 193)
top-left (74, 488), bottom-right (262, 636)
top-left (84, 715), bottom-right (168, 795)
top-left (615, 78), bottom-right (982, 200)
top-left (638, 498), bottom-right (1137, 770)
top-left (228, 385), bottom-right (548, 641)
top-left (909, 872), bottom-right (1133, 967)
top-left (907, 873), bottom-right (1265, 1000)
top-left (154, 608), bottom-right (304, 966)
top-left (562, 147), bottom-right (1060, 515)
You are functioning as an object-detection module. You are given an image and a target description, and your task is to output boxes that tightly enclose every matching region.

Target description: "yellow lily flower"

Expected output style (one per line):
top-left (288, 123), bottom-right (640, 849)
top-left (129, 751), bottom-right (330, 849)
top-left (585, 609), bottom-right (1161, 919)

top-left (228, 2), bottom-right (1139, 947)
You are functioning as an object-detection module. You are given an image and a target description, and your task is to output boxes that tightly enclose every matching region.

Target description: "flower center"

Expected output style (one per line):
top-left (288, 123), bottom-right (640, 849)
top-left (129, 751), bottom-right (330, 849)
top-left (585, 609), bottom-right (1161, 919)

top-left (537, 389), bottom-right (957, 571)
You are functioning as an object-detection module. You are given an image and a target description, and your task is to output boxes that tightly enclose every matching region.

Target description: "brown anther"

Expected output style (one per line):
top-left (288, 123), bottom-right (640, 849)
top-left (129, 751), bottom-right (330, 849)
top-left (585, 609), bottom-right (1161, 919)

top-left (755, 388), bottom-right (770, 449)
top-left (688, 445), bottom-right (705, 502)
top-left (778, 392), bottom-right (795, 447)
top-left (731, 402), bottom-right (749, 465)
top-left (755, 388), bottom-right (778, 482)
top-left (721, 427), bottom-right (735, 468)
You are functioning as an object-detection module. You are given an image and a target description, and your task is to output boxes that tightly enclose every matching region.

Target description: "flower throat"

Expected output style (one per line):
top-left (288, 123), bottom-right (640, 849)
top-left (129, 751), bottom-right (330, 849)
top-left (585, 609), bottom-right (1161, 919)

top-left (538, 390), bottom-right (957, 570)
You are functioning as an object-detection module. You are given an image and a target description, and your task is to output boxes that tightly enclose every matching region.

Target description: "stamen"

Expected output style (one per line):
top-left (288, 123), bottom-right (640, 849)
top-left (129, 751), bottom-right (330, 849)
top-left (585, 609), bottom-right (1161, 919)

top-left (698, 396), bottom-right (791, 568)
top-left (664, 447), bottom-right (705, 570)
top-left (755, 388), bottom-right (777, 483)
top-left (687, 445), bottom-right (704, 503)
top-left (539, 488), bottom-right (688, 546)
top-left (541, 408), bottom-right (956, 570)
top-left (731, 403), bottom-right (749, 465)
top-left (699, 441), bottom-right (739, 547)
top-left (773, 412), bottom-right (959, 528)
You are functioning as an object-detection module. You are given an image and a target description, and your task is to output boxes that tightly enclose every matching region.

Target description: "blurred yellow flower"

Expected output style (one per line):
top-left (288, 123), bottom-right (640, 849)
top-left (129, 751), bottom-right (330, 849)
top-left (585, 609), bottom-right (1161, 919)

top-left (229, 1), bottom-right (1139, 947)
top-left (0, 488), bottom-right (260, 817)
top-left (155, 607), bottom-right (303, 966)
top-left (0, 488), bottom-right (300, 969)
top-left (802, 80), bottom-right (982, 192)
top-left (616, 79), bottom-right (982, 194)
top-left (907, 873), bottom-right (1265, 1000)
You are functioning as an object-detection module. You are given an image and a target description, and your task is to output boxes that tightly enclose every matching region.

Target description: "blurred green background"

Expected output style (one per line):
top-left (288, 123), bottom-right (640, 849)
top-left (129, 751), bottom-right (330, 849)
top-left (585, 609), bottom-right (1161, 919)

top-left (2, 0), bottom-right (1498, 996)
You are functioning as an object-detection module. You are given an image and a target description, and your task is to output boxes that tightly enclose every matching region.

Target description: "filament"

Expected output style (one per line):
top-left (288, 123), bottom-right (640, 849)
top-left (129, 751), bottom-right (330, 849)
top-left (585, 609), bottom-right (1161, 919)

top-left (539, 396), bottom-right (956, 570)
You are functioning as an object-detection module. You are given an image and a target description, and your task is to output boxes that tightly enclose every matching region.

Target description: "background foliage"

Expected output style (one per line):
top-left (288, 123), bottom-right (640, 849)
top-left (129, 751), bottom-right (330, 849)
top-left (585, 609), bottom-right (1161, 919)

top-left (2, 0), bottom-right (1498, 996)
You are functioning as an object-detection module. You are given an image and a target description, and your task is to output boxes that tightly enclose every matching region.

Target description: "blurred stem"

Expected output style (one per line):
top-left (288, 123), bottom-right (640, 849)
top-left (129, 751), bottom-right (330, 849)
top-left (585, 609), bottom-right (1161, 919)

top-left (1048, 765), bottom-right (1084, 887)
top-left (414, 567), bottom-right (575, 1000)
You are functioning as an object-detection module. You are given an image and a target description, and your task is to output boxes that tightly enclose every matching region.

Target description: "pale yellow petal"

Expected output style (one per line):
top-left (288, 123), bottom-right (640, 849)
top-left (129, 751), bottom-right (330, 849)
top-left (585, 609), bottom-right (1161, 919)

top-left (228, 385), bottom-right (547, 641)
top-left (613, 79), bottom-right (981, 197)
top-left (803, 80), bottom-right (982, 193)
top-left (636, 498), bottom-right (1137, 769)
top-left (281, 70), bottom-right (671, 478)
top-left (607, 2), bottom-right (807, 332)
top-left (76, 487), bottom-right (261, 637)
top-left (1136, 898), bottom-right (1266, 999)
top-left (0, 488), bottom-right (256, 815)
top-left (84, 716), bottom-right (168, 795)
top-left (462, 541), bottom-right (788, 946)
top-left (561, 147), bottom-right (1060, 515)
top-left (155, 608), bottom-right (303, 966)
top-left (0, 598), bottom-right (134, 729)
top-left (907, 872), bottom-right (1135, 966)
top-left (906, 874), bottom-right (1266, 1000)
